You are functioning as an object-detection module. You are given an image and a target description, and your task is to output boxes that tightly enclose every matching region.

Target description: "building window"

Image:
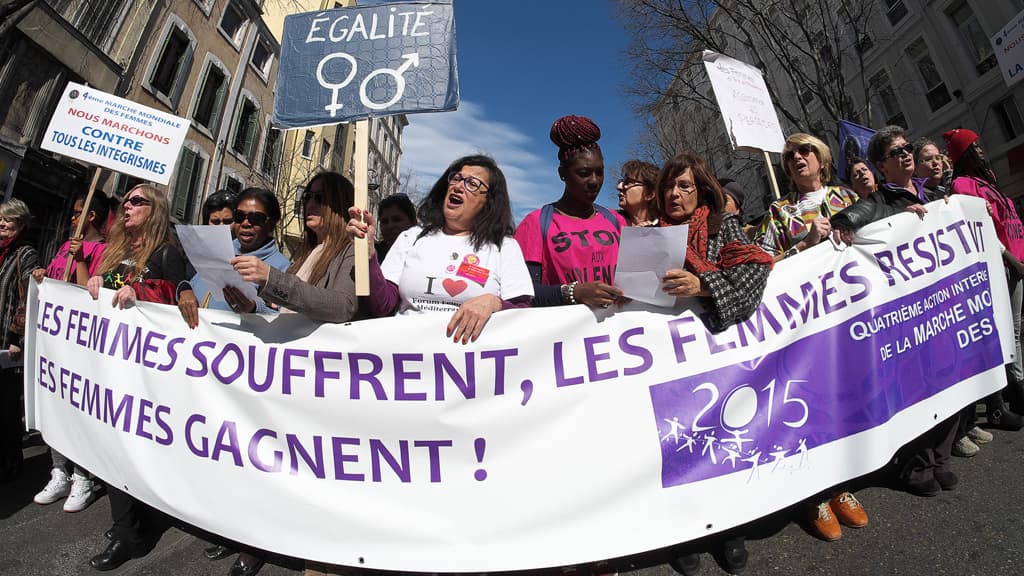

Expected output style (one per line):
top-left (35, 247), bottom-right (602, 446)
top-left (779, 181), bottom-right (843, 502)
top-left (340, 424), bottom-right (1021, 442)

top-left (948, 1), bottom-right (996, 76)
top-left (301, 130), bottom-right (315, 159)
top-left (250, 36), bottom-right (273, 79)
top-left (219, 2), bottom-right (248, 48)
top-left (191, 59), bottom-right (228, 134)
top-left (63, 0), bottom-right (130, 52)
top-left (146, 18), bottom-right (195, 107)
top-left (171, 145), bottom-right (205, 222)
top-left (883, 0), bottom-right (907, 26)
top-left (231, 97), bottom-right (260, 161)
top-left (869, 70), bottom-right (906, 127)
top-left (905, 38), bottom-right (951, 112)
top-left (261, 128), bottom-right (282, 177)
top-left (994, 97), bottom-right (1024, 142)
top-left (224, 174), bottom-right (244, 195)
top-left (320, 140), bottom-right (331, 167)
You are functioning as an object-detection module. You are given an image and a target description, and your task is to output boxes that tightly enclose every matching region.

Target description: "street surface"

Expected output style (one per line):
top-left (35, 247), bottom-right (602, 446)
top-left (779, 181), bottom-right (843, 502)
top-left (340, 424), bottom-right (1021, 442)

top-left (1, 426), bottom-right (1022, 576)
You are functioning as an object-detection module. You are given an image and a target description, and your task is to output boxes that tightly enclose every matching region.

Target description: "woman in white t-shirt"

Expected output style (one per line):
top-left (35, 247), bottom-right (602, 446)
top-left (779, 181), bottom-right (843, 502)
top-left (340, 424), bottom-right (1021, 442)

top-left (347, 154), bottom-right (533, 343)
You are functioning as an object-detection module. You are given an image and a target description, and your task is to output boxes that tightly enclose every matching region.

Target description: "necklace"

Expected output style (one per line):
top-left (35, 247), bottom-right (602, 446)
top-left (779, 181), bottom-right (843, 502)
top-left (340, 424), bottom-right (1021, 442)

top-left (555, 201), bottom-right (596, 219)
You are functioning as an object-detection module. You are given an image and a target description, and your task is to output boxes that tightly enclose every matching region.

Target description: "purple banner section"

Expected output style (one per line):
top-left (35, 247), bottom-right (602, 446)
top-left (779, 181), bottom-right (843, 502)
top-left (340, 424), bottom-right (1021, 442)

top-left (650, 263), bottom-right (1002, 488)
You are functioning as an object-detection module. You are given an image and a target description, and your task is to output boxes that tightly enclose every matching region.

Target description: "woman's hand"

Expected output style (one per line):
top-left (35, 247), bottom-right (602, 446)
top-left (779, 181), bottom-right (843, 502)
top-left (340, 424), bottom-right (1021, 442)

top-left (662, 269), bottom-right (708, 297)
top-left (346, 207), bottom-right (377, 259)
top-left (178, 288), bottom-right (199, 329)
top-left (8, 344), bottom-right (21, 362)
top-left (86, 275), bottom-right (103, 300)
top-left (905, 204), bottom-right (928, 217)
top-left (448, 294), bottom-right (502, 344)
top-left (572, 282), bottom-right (624, 309)
top-left (68, 237), bottom-right (84, 262)
top-left (803, 217), bottom-right (831, 247)
top-left (834, 229), bottom-right (856, 246)
top-left (223, 285), bottom-right (257, 314)
top-left (31, 268), bottom-right (45, 284)
top-left (231, 255), bottom-right (270, 287)
top-left (112, 285), bottom-right (136, 309)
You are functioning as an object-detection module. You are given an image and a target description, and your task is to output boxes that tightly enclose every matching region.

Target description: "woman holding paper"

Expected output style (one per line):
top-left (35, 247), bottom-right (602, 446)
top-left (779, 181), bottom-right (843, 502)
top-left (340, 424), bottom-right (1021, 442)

top-left (85, 184), bottom-right (196, 571)
top-left (30, 192), bottom-right (110, 513)
top-left (346, 154), bottom-right (533, 344)
top-left (658, 152), bottom-right (772, 332)
top-left (179, 187), bottom-right (289, 321)
top-left (514, 115), bottom-right (626, 308)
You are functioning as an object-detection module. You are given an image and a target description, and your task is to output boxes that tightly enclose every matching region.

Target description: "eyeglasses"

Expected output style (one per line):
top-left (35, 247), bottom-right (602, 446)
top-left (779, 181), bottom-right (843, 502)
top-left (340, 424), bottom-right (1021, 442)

top-left (448, 172), bottom-right (489, 195)
top-left (124, 196), bottom-right (151, 207)
top-left (233, 210), bottom-right (269, 226)
top-left (669, 181), bottom-right (698, 195)
top-left (782, 143), bottom-right (815, 163)
top-left (209, 217), bottom-right (233, 225)
top-left (885, 143), bottom-right (915, 159)
top-left (617, 178), bottom-right (644, 189)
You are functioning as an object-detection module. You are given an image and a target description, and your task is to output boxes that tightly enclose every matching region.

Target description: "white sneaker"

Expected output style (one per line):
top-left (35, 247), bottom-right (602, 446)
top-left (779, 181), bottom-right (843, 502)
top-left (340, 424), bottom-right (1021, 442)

top-left (63, 473), bottom-right (97, 513)
top-left (34, 468), bottom-right (70, 505)
top-left (953, 436), bottom-right (980, 457)
top-left (967, 425), bottom-right (994, 444)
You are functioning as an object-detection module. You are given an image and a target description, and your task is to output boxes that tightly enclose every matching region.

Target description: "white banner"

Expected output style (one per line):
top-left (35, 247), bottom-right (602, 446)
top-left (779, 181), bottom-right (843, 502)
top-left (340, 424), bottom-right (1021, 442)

top-left (40, 82), bottom-right (191, 185)
top-left (702, 50), bottom-right (786, 153)
top-left (25, 197), bottom-right (1011, 572)
top-left (992, 8), bottom-right (1024, 87)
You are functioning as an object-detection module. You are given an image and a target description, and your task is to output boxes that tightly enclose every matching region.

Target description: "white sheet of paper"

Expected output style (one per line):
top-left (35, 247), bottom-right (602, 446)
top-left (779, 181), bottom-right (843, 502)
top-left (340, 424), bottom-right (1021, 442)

top-left (615, 225), bottom-right (689, 307)
top-left (176, 225), bottom-right (258, 301)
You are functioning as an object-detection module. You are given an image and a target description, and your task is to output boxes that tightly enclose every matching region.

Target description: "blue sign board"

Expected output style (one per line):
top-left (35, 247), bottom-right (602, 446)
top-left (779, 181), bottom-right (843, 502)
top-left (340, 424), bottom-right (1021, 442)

top-left (274, 1), bottom-right (459, 128)
top-left (837, 119), bottom-right (876, 182)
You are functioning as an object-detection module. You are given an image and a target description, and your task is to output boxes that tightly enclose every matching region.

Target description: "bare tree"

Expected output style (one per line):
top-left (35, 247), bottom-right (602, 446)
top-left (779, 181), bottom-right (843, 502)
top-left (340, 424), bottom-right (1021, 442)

top-left (614, 0), bottom-right (883, 163)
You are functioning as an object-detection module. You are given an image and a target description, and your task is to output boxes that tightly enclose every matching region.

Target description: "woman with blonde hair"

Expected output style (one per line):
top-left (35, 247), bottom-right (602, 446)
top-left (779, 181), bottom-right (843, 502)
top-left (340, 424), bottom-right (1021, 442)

top-left (85, 184), bottom-right (196, 570)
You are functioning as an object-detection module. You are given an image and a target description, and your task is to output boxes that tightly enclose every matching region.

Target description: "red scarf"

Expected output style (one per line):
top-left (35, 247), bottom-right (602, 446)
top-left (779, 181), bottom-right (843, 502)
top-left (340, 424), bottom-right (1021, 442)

top-left (663, 205), bottom-right (774, 275)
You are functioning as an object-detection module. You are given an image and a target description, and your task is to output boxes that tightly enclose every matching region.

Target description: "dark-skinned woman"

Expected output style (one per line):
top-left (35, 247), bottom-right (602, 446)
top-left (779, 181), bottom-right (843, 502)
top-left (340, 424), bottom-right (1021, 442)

top-left (656, 152), bottom-right (773, 576)
top-left (514, 115), bottom-right (626, 309)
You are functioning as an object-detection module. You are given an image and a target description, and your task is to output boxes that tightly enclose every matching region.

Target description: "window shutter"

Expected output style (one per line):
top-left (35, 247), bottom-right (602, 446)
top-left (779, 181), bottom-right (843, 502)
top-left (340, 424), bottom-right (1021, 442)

top-left (172, 148), bottom-right (197, 221)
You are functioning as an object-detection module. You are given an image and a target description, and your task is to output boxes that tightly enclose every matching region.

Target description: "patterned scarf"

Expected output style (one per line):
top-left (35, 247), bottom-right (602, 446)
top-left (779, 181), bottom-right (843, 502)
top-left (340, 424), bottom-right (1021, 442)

top-left (664, 205), bottom-right (774, 275)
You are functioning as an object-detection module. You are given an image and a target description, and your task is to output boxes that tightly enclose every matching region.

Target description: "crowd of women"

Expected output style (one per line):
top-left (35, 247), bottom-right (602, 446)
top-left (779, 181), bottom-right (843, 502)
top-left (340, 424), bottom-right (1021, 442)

top-left (0, 113), bottom-right (1020, 576)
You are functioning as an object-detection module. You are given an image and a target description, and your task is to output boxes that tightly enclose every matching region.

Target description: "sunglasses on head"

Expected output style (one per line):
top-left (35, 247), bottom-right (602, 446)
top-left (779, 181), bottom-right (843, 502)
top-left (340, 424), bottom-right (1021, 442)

top-left (233, 210), bottom-right (269, 226)
top-left (782, 143), bottom-right (815, 163)
top-left (124, 196), bottom-right (151, 207)
top-left (885, 143), bottom-right (915, 159)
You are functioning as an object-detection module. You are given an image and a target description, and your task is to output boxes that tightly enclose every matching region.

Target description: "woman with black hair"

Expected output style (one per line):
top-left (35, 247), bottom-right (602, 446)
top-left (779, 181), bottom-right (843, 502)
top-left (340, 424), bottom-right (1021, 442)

top-left (946, 128), bottom-right (1024, 433)
top-left (347, 154), bottom-right (533, 344)
top-left (514, 115), bottom-right (626, 309)
top-left (202, 189), bottom-right (237, 226)
top-left (375, 193), bottom-right (417, 260)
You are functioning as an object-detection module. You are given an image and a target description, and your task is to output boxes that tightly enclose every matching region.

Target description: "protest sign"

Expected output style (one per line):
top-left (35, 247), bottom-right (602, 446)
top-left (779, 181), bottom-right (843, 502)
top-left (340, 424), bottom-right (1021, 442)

top-left (838, 119), bottom-right (876, 181)
top-left (40, 82), bottom-right (190, 185)
top-left (992, 8), bottom-right (1024, 87)
top-left (273, 1), bottom-right (459, 128)
top-left (25, 197), bottom-right (1010, 571)
top-left (702, 51), bottom-right (785, 154)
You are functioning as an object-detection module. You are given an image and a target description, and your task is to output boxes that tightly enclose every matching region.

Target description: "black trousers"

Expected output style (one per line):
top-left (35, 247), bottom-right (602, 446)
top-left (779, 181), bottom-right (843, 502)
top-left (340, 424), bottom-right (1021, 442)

top-left (107, 486), bottom-right (151, 547)
top-left (0, 367), bottom-right (24, 480)
top-left (898, 414), bottom-right (958, 486)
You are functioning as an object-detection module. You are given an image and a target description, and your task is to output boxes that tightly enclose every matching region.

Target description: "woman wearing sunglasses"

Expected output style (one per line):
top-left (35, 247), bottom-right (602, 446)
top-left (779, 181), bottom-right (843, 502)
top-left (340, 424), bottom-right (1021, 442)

top-left (346, 154), bottom-right (533, 345)
top-left (85, 184), bottom-right (196, 571)
top-left (753, 133), bottom-right (859, 262)
top-left (178, 188), bottom-right (289, 325)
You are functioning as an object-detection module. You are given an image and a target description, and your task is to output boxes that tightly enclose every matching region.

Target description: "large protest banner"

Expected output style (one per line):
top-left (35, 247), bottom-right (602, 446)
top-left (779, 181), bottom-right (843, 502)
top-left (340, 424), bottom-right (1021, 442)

top-left (40, 82), bottom-right (191, 185)
top-left (25, 197), bottom-right (1011, 572)
top-left (273, 1), bottom-right (459, 127)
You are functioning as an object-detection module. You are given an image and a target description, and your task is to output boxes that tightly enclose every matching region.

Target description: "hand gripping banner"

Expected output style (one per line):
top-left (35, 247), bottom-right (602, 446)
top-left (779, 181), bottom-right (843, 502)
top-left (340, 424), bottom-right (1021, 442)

top-left (24, 196), bottom-right (1011, 572)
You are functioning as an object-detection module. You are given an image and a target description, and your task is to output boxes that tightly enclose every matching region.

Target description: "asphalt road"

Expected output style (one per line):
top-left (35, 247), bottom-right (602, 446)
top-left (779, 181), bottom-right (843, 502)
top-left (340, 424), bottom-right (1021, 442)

top-left (1, 425), bottom-right (1022, 576)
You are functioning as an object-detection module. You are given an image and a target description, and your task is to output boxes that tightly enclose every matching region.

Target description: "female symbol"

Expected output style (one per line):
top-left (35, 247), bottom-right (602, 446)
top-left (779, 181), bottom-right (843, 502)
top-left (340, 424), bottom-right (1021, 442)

top-left (316, 52), bottom-right (358, 117)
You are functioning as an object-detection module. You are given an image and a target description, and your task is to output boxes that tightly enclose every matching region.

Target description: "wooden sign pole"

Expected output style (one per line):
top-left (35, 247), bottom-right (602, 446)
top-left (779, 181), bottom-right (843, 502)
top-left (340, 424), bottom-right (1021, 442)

top-left (62, 166), bottom-right (103, 282)
top-left (763, 150), bottom-right (781, 200)
top-left (353, 120), bottom-right (370, 296)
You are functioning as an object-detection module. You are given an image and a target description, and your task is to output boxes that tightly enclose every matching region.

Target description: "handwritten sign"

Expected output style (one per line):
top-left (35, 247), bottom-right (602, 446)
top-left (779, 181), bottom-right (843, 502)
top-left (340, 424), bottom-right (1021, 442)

top-left (992, 7), bottom-right (1024, 87)
top-left (40, 82), bottom-right (190, 185)
top-left (273, 1), bottom-right (459, 127)
top-left (702, 51), bottom-right (785, 153)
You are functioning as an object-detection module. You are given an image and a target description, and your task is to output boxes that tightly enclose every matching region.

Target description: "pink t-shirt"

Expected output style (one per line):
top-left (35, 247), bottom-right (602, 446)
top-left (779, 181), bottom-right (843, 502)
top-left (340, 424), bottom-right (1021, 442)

top-left (45, 240), bottom-right (106, 280)
top-left (952, 176), bottom-right (1024, 261)
top-left (513, 207), bottom-right (626, 285)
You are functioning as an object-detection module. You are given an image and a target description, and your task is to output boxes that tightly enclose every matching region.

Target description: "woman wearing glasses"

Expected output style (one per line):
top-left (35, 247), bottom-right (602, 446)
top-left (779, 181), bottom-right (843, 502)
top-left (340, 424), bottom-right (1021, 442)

top-left (346, 154), bottom-right (533, 344)
top-left (85, 185), bottom-right (196, 571)
top-left (514, 115), bottom-right (626, 309)
top-left (753, 133), bottom-right (859, 262)
top-left (178, 188), bottom-right (289, 325)
top-left (616, 159), bottom-right (660, 227)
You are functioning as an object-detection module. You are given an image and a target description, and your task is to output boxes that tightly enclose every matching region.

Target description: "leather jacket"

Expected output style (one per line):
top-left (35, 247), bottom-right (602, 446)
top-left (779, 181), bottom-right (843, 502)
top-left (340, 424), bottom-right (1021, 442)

top-left (831, 183), bottom-right (923, 231)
